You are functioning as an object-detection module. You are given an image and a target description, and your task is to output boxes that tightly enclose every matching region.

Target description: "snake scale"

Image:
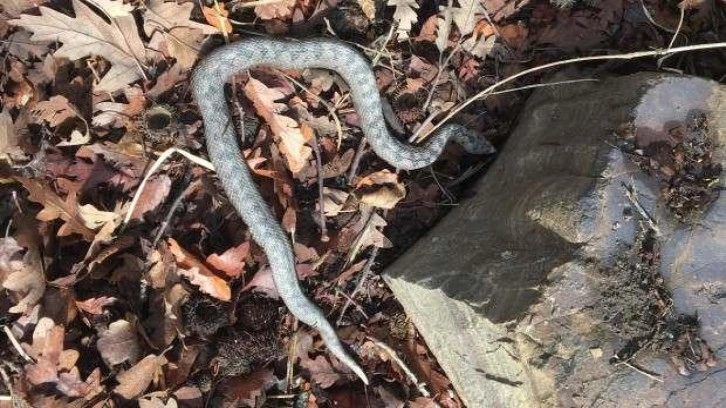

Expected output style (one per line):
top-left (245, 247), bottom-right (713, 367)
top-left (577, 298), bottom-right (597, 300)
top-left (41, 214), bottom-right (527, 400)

top-left (191, 38), bottom-right (493, 385)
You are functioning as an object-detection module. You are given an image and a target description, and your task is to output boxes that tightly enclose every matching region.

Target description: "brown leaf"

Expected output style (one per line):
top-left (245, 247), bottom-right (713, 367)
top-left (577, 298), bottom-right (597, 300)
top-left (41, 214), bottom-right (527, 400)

top-left (30, 95), bottom-right (79, 127)
top-left (300, 355), bottom-right (342, 388)
top-left (0, 109), bottom-right (28, 163)
top-left (23, 317), bottom-right (94, 398)
top-left (2, 0), bottom-right (50, 18)
top-left (320, 149), bottom-right (355, 179)
top-left (25, 319), bottom-right (66, 385)
top-left (0, 236), bottom-right (25, 277)
top-left (202, 4), bottom-right (232, 34)
top-left (206, 241), bottom-right (250, 278)
top-left (75, 296), bottom-right (117, 314)
top-left (114, 354), bottom-right (168, 400)
top-left (92, 86), bottom-right (146, 128)
top-left (245, 77), bottom-right (312, 173)
top-left (355, 170), bottom-right (406, 209)
top-left (128, 174), bottom-right (171, 221)
top-left (254, 0), bottom-right (295, 19)
top-left (18, 178), bottom-right (96, 240)
top-left (10, 0), bottom-right (146, 93)
top-left (143, 0), bottom-right (218, 69)
top-left (146, 63), bottom-right (186, 100)
top-left (97, 319), bottom-right (141, 366)
top-left (215, 368), bottom-right (275, 406)
top-left (168, 238), bottom-right (231, 301)
top-left (321, 188), bottom-right (350, 217)
top-left (2, 240), bottom-right (46, 314)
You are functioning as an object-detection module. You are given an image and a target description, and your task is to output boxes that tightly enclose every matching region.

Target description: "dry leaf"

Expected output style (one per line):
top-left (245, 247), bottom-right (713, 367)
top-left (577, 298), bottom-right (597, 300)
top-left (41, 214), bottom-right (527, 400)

top-left (97, 319), bottom-right (141, 366)
top-left (144, 0), bottom-right (218, 69)
top-left (206, 241), bottom-right (250, 278)
top-left (93, 86), bottom-right (146, 128)
top-left (114, 354), bottom-right (168, 399)
top-left (19, 178), bottom-right (96, 240)
top-left (2, 241), bottom-right (46, 314)
top-left (85, 0), bottom-right (135, 17)
top-left (128, 174), bottom-right (172, 221)
top-left (77, 203), bottom-right (121, 230)
top-left (320, 149), bottom-right (355, 179)
top-left (300, 355), bottom-right (342, 388)
top-left (29, 95), bottom-right (79, 127)
top-left (10, 0), bottom-right (146, 93)
top-left (2, 0), bottom-right (50, 18)
top-left (321, 188), bottom-right (350, 217)
top-left (75, 296), bottom-right (117, 314)
top-left (254, 0), bottom-right (295, 20)
top-left (388, 0), bottom-right (419, 40)
top-left (245, 77), bottom-right (312, 173)
top-left (168, 238), bottom-right (231, 301)
top-left (202, 4), bottom-right (232, 34)
top-left (0, 109), bottom-right (27, 163)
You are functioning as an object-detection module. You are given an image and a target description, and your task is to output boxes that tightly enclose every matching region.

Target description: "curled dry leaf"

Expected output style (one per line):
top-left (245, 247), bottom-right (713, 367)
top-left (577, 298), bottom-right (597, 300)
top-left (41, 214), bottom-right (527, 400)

top-left (97, 319), bottom-right (141, 366)
top-left (1, 238), bottom-right (46, 314)
top-left (245, 77), bottom-right (312, 173)
top-left (321, 187), bottom-right (350, 217)
top-left (114, 354), bottom-right (168, 400)
top-left (355, 169), bottom-right (406, 209)
top-left (206, 241), bottom-right (250, 278)
top-left (168, 238), bottom-right (231, 301)
top-left (92, 86), bottom-right (146, 128)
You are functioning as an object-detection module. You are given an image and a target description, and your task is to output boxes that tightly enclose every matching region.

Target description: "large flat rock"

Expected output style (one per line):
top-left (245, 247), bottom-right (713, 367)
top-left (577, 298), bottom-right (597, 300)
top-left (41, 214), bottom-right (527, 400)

top-left (384, 72), bottom-right (726, 407)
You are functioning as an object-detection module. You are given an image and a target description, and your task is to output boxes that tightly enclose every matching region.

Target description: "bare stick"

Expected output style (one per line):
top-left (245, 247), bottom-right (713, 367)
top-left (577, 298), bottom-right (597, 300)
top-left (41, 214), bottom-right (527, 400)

top-left (367, 336), bottom-right (431, 397)
top-left (336, 247), bottom-right (379, 326)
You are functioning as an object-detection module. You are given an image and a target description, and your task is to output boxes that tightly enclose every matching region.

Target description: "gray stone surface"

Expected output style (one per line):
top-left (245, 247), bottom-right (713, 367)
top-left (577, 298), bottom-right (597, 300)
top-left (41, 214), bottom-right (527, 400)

top-left (384, 72), bottom-right (726, 407)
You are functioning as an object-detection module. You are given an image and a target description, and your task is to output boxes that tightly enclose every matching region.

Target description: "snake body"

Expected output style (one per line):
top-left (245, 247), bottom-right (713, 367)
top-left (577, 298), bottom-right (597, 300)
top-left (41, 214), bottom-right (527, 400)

top-left (191, 38), bottom-right (493, 385)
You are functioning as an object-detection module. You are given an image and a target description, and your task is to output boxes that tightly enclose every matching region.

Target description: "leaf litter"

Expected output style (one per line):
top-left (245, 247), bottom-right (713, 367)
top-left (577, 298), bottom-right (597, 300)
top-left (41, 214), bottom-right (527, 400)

top-left (1, 0), bottom-right (723, 406)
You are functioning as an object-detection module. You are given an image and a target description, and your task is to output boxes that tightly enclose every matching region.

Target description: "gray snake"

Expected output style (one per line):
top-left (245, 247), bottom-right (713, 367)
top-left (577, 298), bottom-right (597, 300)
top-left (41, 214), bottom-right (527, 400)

top-left (191, 37), bottom-right (493, 385)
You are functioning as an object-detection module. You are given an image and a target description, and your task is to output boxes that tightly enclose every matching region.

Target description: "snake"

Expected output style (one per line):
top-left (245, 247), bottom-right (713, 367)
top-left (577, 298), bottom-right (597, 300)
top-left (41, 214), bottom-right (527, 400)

top-left (191, 37), bottom-right (494, 385)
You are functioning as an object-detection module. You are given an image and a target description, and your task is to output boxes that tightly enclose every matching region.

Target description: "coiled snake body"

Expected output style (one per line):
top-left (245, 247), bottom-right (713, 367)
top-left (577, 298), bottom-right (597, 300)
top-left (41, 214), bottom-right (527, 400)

top-left (192, 38), bottom-right (492, 385)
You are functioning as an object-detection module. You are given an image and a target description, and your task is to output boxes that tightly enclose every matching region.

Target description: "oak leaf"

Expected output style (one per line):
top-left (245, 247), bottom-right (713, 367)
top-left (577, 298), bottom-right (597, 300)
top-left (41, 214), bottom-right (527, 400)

top-left (202, 3), bottom-right (232, 34)
top-left (254, 0), bottom-right (295, 20)
top-left (19, 178), bottom-right (96, 240)
top-left (85, 0), bottom-right (135, 17)
top-left (206, 241), bottom-right (250, 278)
top-left (114, 354), bottom-right (168, 399)
top-left (0, 109), bottom-right (27, 163)
top-left (168, 238), bottom-right (231, 301)
top-left (143, 0), bottom-right (219, 69)
top-left (30, 95), bottom-right (79, 127)
top-left (245, 77), bottom-right (312, 173)
top-left (1, 237), bottom-right (46, 314)
top-left (388, 0), bottom-right (419, 40)
top-left (97, 319), bottom-right (141, 366)
top-left (1, 0), bottom-right (49, 18)
top-left (10, 0), bottom-right (146, 93)
top-left (354, 169), bottom-right (406, 209)
top-left (75, 296), bottom-right (117, 314)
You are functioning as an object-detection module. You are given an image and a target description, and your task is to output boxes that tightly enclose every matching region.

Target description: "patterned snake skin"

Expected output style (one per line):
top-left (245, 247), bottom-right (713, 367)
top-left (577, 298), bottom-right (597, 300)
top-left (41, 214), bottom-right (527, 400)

top-left (191, 38), bottom-right (493, 385)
